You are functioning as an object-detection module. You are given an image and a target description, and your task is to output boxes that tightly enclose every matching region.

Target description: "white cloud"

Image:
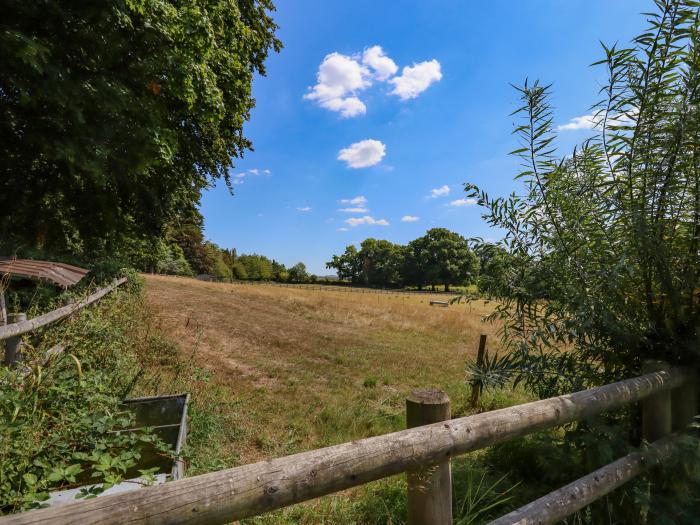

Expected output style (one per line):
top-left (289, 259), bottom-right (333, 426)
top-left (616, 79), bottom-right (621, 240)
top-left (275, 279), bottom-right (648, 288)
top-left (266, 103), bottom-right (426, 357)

top-left (337, 227), bottom-right (350, 232)
top-left (449, 198), bottom-right (477, 207)
top-left (339, 196), bottom-right (368, 206)
top-left (429, 184), bottom-right (450, 198)
top-left (304, 52), bottom-right (371, 118)
top-left (558, 111), bottom-right (635, 132)
top-left (557, 114), bottom-right (597, 131)
top-left (390, 59), bottom-right (442, 100)
top-left (306, 47), bottom-right (441, 116)
top-left (362, 45), bottom-right (398, 81)
top-left (338, 207), bottom-right (369, 213)
top-left (401, 215), bottom-right (420, 222)
top-left (345, 215), bottom-right (390, 227)
top-left (338, 139), bottom-right (386, 168)
top-left (297, 206), bottom-right (312, 212)
top-left (232, 179), bottom-right (244, 185)
top-left (235, 168), bottom-right (269, 180)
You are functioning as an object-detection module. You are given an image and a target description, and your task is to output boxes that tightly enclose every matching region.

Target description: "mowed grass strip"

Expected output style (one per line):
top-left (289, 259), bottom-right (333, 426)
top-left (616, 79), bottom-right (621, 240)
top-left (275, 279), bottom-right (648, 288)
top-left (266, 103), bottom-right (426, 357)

top-left (144, 274), bottom-right (502, 469)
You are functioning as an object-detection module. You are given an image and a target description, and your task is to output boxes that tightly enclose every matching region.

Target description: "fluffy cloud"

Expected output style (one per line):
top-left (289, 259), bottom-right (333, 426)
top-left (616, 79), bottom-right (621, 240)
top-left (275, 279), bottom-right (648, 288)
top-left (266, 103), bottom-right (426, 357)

top-left (449, 198), bottom-right (477, 207)
top-left (557, 114), bottom-right (597, 131)
top-left (296, 206), bottom-right (312, 212)
top-left (304, 52), bottom-right (371, 118)
top-left (401, 215), bottom-right (420, 222)
top-left (339, 196), bottom-right (367, 205)
top-left (390, 60), bottom-right (442, 100)
top-left (306, 47), bottom-right (440, 116)
top-left (345, 215), bottom-right (389, 227)
top-left (338, 139), bottom-right (386, 168)
top-left (362, 45), bottom-right (398, 81)
top-left (338, 207), bottom-right (369, 213)
top-left (429, 184), bottom-right (450, 198)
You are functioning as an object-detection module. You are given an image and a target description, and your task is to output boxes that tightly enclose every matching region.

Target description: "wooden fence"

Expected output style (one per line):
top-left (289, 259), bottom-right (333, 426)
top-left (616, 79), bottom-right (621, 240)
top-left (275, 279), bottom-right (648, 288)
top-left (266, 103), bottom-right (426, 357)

top-left (202, 276), bottom-right (465, 297)
top-left (0, 277), bottom-right (127, 365)
top-left (0, 362), bottom-right (694, 525)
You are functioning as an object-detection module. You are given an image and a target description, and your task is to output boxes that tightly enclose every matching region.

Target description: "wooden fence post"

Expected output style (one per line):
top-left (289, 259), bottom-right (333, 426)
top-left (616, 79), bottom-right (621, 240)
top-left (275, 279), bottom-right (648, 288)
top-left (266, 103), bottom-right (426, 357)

top-left (470, 335), bottom-right (487, 407)
top-left (642, 360), bottom-right (672, 441)
top-left (3, 312), bottom-right (26, 366)
top-left (406, 388), bottom-right (452, 525)
top-left (671, 367), bottom-right (697, 431)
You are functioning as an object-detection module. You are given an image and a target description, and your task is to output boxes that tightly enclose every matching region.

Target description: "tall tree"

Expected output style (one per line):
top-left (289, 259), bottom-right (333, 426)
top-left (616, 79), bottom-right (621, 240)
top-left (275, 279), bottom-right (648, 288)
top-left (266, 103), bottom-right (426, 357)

top-left (409, 228), bottom-right (479, 291)
top-left (326, 245), bottom-right (363, 283)
top-left (0, 0), bottom-right (281, 258)
top-left (473, 242), bottom-right (515, 296)
top-left (358, 238), bottom-right (404, 287)
top-left (288, 262), bottom-right (309, 283)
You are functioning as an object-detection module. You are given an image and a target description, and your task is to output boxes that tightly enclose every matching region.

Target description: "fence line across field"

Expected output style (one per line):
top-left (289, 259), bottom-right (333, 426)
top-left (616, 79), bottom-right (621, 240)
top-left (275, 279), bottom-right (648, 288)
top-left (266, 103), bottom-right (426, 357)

top-left (1, 363), bottom-right (694, 525)
top-left (202, 275), bottom-right (466, 298)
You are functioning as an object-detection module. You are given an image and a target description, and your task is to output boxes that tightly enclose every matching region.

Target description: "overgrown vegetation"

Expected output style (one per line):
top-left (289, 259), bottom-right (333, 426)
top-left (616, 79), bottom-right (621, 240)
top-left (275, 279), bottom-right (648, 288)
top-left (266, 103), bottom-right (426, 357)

top-left (466, 0), bottom-right (700, 521)
top-left (0, 273), bottom-right (229, 515)
top-left (1, 274), bottom-right (155, 512)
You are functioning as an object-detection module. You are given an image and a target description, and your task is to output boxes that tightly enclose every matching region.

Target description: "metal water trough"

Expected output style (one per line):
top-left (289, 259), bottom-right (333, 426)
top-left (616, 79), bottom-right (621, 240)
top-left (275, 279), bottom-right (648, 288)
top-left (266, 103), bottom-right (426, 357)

top-left (46, 393), bottom-right (189, 506)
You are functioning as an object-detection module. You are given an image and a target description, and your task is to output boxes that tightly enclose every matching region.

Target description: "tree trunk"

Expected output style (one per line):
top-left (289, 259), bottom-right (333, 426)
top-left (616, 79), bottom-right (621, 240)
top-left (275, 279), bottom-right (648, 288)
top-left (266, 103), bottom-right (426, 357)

top-left (444, 283), bottom-right (450, 292)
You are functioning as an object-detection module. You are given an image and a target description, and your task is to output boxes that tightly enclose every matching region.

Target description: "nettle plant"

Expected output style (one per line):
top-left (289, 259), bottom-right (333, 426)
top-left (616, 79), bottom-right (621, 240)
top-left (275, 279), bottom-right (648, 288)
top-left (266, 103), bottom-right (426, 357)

top-left (468, 0), bottom-right (700, 398)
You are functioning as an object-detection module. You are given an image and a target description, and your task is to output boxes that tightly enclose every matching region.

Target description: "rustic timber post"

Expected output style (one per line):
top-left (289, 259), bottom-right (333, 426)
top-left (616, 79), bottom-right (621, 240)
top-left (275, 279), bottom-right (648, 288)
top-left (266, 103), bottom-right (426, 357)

top-left (470, 334), bottom-right (487, 407)
top-left (642, 360), bottom-right (672, 441)
top-left (671, 366), bottom-right (697, 431)
top-left (3, 312), bottom-right (26, 366)
top-left (0, 288), bottom-right (6, 326)
top-left (406, 388), bottom-right (452, 525)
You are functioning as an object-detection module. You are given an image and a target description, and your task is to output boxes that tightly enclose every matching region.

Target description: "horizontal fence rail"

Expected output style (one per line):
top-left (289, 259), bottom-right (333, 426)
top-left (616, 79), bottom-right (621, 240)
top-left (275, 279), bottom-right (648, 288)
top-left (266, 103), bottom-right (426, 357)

top-left (0, 368), bottom-right (689, 525)
top-left (488, 436), bottom-right (678, 525)
top-left (0, 277), bottom-right (127, 341)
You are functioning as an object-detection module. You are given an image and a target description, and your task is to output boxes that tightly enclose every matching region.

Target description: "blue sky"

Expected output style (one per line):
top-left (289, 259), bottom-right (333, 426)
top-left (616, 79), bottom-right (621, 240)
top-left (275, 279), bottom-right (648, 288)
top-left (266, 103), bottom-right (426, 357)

top-left (202, 0), bottom-right (646, 275)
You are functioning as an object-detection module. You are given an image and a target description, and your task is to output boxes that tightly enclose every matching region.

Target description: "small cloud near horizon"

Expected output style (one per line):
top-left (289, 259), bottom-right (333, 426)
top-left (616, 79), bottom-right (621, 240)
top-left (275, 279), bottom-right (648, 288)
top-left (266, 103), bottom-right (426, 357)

top-left (449, 198), bottom-right (477, 207)
top-left (338, 207), bottom-right (369, 213)
top-left (345, 215), bottom-right (389, 227)
top-left (339, 196), bottom-right (367, 205)
top-left (401, 215), bottom-right (419, 222)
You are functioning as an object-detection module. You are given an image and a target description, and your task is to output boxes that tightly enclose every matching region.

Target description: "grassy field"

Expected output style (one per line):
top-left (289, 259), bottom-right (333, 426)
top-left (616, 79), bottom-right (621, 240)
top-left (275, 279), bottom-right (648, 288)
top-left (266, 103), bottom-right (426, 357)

top-left (141, 275), bottom-right (528, 523)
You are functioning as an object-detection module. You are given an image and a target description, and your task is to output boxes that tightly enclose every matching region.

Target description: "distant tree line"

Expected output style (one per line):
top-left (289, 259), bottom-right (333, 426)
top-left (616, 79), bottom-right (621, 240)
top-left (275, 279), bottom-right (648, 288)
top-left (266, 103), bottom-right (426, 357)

top-left (124, 215), bottom-right (313, 283)
top-left (326, 228), bottom-right (512, 292)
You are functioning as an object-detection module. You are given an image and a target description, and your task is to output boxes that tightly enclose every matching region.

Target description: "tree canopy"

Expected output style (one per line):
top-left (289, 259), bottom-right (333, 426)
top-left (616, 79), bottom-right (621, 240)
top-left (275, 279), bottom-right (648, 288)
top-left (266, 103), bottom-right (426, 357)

top-left (0, 0), bottom-right (281, 259)
top-left (327, 229), bottom-right (479, 290)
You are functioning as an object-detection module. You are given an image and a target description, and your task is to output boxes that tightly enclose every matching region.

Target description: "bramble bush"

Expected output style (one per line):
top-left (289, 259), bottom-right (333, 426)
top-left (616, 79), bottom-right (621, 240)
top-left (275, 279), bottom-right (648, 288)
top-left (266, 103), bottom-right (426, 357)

top-left (0, 273), bottom-right (171, 514)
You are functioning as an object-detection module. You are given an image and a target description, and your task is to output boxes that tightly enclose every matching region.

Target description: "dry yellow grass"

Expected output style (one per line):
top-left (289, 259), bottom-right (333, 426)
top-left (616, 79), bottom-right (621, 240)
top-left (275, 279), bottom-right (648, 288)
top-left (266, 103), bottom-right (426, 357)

top-left (143, 275), bottom-right (502, 469)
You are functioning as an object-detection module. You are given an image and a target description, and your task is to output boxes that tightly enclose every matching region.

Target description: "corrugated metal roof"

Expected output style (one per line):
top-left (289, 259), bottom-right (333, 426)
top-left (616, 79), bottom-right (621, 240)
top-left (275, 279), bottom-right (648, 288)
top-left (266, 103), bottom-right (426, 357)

top-left (0, 258), bottom-right (89, 288)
